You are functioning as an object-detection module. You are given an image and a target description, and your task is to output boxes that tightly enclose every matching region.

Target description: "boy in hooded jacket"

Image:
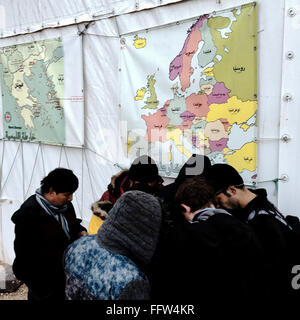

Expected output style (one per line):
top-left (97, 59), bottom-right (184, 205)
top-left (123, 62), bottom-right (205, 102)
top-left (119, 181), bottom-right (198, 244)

top-left (64, 190), bottom-right (162, 300)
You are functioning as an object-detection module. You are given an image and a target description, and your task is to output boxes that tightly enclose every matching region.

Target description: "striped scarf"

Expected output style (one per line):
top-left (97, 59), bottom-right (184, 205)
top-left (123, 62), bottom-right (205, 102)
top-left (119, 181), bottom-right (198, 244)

top-left (192, 207), bottom-right (231, 222)
top-left (35, 188), bottom-right (71, 240)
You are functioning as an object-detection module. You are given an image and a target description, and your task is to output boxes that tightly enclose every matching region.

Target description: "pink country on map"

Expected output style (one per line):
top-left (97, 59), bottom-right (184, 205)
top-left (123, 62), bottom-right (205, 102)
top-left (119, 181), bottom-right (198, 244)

top-left (180, 111), bottom-right (196, 122)
top-left (142, 109), bottom-right (170, 142)
top-left (174, 119), bottom-right (194, 130)
top-left (192, 135), bottom-right (199, 147)
top-left (160, 100), bottom-right (170, 116)
top-left (220, 118), bottom-right (231, 131)
top-left (169, 15), bottom-right (209, 91)
top-left (209, 138), bottom-right (229, 152)
top-left (186, 93), bottom-right (209, 117)
top-left (207, 82), bottom-right (231, 105)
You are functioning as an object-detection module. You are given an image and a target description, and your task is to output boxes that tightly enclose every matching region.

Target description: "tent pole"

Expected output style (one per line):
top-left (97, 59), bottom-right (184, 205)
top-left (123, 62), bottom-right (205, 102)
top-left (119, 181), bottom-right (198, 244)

top-left (0, 204), bottom-right (5, 263)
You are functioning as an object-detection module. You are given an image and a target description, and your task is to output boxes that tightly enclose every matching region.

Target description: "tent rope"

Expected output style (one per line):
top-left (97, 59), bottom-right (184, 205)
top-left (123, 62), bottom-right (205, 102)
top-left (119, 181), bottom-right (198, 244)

top-left (81, 147), bottom-right (84, 216)
top-left (25, 144), bottom-right (41, 198)
top-left (0, 142), bottom-right (21, 197)
top-left (40, 143), bottom-right (46, 177)
top-left (83, 148), bottom-right (97, 201)
top-left (255, 177), bottom-right (286, 196)
top-left (77, 21), bottom-right (93, 36)
top-left (21, 141), bottom-right (25, 201)
top-left (63, 146), bottom-right (82, 219)
top-left (0, 140), bottom-right (5, 196)
top-left (85, 146), bottom-right (124, 170)
top-left (58, 144), bottom-right (64, 167)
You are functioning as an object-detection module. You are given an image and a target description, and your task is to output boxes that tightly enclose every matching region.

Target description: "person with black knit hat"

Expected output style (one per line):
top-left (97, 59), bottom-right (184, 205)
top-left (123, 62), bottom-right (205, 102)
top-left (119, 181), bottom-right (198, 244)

top-left (205, 163), bottom-right (254, 211)
top-left (205, 163), bottom-right (300, 314)
top-left (89, 155), bottom-right (163, 235)
top-left (127, 155), bottom-right (163, 195)
top-left (64, 190), bottom-right (162, 300)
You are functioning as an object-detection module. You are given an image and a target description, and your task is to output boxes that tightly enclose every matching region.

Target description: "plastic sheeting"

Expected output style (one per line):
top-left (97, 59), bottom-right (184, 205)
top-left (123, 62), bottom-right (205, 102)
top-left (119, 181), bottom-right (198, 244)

top-left (0, 0), bottom-right (185, 38)
top-left (0, 0), bottom-right (294, 264)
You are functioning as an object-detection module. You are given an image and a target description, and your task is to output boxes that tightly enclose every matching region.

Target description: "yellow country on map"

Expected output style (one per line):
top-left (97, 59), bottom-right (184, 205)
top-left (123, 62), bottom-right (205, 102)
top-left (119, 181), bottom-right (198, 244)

top-left (127, 138), bottom-right (134, 154)
top-left (133, 36), bottom-right (146, 49)
top-left (134, 87), bottom-right (146, 101)
top-left (224, 142), bottom-right (257, 173)
top-left (203, 67), bottom-right (214, 77)
top-left (166, 128), bottom-right (192, 159)
top-left (240, 124), bottom-right (250, 131)
top-left (206, 96), bottom-right (257, 126)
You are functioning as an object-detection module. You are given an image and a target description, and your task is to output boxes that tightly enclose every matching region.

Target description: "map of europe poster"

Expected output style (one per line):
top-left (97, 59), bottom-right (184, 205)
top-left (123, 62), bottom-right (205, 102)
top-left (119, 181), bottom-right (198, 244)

top-left (120, 2), bottom-right (257, 184)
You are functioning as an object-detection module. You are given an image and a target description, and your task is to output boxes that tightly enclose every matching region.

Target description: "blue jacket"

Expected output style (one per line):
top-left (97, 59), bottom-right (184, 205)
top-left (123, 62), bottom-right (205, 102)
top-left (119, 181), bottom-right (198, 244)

top-left (64, 190), bottom-right (162, 300)
top-left (64, 235), bottom-right (150, 300)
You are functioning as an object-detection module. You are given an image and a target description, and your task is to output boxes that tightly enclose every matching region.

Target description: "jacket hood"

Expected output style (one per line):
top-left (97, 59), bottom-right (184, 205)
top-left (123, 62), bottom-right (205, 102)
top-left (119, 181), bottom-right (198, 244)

top-left (230, 188), bottom-right (271, 221)
top-left (249, 188), bottom-right (268, 198)
top-left (96, 190), bottom-right (162, 267)
top-left (109, 170), bottom-right (129, 190)
top-left (91, 200), bottom-right (113, 220)
top-left (193, 207), bottom-right (231, 222)
top-left (107, 169), bottom-right (130, 200)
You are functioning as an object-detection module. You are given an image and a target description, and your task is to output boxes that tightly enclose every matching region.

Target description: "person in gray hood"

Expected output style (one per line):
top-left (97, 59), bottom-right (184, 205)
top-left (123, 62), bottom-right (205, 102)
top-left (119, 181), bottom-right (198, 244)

top-left (64, 190), bottom-right (162, 300)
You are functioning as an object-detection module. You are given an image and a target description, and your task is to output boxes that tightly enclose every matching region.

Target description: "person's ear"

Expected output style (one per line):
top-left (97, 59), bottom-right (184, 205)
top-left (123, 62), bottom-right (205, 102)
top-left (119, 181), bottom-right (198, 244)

top-left (227, 186), bottom-right (237, 195)
top-left (181, 204), bottom-right (194, 222)
top-left (181, 204), bottom-right (191, 213)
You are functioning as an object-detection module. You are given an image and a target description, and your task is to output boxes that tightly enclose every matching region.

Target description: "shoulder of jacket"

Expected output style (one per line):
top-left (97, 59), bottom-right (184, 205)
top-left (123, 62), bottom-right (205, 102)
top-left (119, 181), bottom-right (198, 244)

top-left (12, 195), bottom-right (45, 222)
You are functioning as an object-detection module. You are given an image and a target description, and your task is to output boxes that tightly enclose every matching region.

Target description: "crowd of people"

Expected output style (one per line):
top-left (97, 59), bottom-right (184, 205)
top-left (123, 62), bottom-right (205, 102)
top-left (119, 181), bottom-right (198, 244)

top-left (10, 154), bottom-right (300, 315)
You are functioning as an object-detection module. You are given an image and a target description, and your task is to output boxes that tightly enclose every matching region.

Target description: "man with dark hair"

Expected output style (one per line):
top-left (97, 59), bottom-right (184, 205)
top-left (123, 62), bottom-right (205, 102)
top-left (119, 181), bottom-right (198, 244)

top-left (11, 168), bottom-right (87, 300)
top-left (152, 176), bottom-right (267, 317)
top-left (205, 163), bottom-right (300, 313)
top-left (205, 163), bottom-right (255, 211)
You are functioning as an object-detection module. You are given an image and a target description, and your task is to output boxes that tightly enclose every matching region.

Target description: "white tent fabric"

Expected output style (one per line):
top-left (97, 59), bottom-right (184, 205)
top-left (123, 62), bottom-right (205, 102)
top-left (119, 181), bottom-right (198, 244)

top-left (0, 0), bottom-right (297, 264)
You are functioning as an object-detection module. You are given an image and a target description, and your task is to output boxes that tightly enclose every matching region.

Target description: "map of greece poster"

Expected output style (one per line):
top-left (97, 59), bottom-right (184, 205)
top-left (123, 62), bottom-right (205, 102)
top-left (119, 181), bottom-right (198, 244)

top-left (0, 36), bottom-right (84, 147)
top-left (120, 2), bottom-right (257, 183)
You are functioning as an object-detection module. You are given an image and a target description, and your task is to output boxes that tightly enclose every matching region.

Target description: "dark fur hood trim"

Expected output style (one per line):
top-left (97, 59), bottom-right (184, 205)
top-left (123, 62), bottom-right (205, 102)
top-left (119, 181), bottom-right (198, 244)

top-left (110, 170), bottom-right (129, 190)
top-left (91, 200), bottom-right (113, 220)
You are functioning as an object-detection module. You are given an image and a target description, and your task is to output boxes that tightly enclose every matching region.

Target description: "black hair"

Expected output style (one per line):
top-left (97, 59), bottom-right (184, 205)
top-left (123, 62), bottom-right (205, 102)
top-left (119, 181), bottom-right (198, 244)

top-left (40, 168), bottom-right (79, 194)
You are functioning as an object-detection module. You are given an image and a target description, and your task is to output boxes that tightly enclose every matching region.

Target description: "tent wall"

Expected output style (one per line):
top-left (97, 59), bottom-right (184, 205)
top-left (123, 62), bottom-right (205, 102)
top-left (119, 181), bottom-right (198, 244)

top-left (0, 0), bottom-right (295, 264)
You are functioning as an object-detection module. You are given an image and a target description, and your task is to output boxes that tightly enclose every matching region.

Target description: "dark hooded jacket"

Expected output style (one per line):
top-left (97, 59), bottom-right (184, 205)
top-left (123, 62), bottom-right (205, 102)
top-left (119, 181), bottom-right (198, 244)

top-left (99, 170), bottom-right (130, 204)
top-left (64, 190), bottom-right (162, 300)
top-left (151, 207), bottom-right (268, 317)
top-left (11, 195), bottom-right (86, 300)
top-left (231, 188), bottom-right (300, 312)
